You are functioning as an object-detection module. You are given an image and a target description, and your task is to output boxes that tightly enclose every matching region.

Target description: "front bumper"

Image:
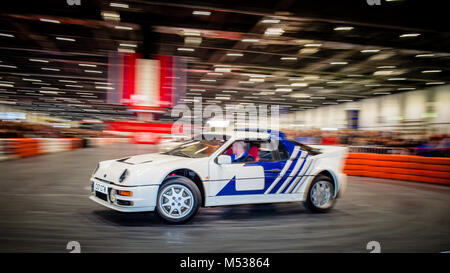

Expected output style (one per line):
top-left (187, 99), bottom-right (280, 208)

top-left (89, 177), bottom-right (159, 212)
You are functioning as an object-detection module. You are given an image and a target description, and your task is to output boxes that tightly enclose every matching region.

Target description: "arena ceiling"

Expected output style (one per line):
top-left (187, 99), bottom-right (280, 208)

top-left (0, 0), bottom-right (449, 121)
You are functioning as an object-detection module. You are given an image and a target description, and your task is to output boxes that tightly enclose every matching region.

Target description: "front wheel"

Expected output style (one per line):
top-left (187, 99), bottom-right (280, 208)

top-left (303, 175), bottom-right (335, 213)
top-left (156, 177), bottom-right (201, 223)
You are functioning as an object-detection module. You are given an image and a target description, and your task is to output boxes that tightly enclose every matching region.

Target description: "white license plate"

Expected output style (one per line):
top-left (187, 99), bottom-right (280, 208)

top-left (94, 182), bottom-right (108, 194)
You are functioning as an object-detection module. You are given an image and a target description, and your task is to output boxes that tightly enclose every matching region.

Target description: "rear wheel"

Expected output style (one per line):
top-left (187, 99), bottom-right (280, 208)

top-left (156, 177), bottom-right (201, 223)
top-left (303, 175), bottom-right (335, 213)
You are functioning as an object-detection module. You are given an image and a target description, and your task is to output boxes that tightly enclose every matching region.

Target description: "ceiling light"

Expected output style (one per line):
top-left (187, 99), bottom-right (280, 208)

top-left (400, 33), bottom-right (420, 38)
top-left (40, 87), bottom-right (59, 90)
top-left (214, 68), bottom-right (231, 73)
top-left (426, 82), bottom-right (445, 85)
top-left (361, 49), bottom-right (380, 53)
top-left (222, 90), bottom-right (238, 93)
top-left (56, 37), bottom-right (76, 42)
top-left (29, 59), bottom-right (49, 63)
top-left (397, 87), bottom-right (416, 91)
top-left (365, 84), bottom-right (381, 87)
top-left (276, 88), bottom-right (292, 92)
top-left (262, 19), bottom-right (280, 24)
top-left (84, 70), bottom-right (102, 73)
top-left (330, 62), bottom-right (348, 65)
top-left (304, 44), bottom-right (322, 47)
top-left (207, 72), bottom-right (223, 76)
top-left (304, 75), bottom-right (320, 80)
top-left (193, 11), bottom-right (211, 16)
top-left (200, 79), bottom-right (216, 82)
top-left (281, 57), bottom-right (297, 61)
top-left (264, 28), bottom-right (284, 36)
top-left (421, 70), bottom-right (442, 73)
top-left (242, 39), bottom-right (259, 43)
top-left (347, 74), bottom-right (364, 77)
top-left (119, 43), bottom-right (137, 47)
top-left (334, 26), bottom-right (354, 31)
top-left (291, 93), bottom-right (310, 98)
top-left (226, 53), bottom-right (243, 57)
top-left (59, 80), bottom-right (77, 83)
top-left (95, 86), bottom-right (114, 90)
top-left (299, 48), bottom-right (319, 54)
top-left (22, 78), bottom-right (41, 82)
top-left (377, 66), bottom-right (396, 69)
top-left (79, 63), bottom-right (97, 67)
top-left (39, 90), bottom-right (59, 94)
top-left (0, 33), bottom-right (14, 38)
top-left (41, 68), bottom-right (60, 71)
top-left (337, 99), bottom-right (353, 102)
top-left (415, 54), bottom-right (434, 57)
top-left (66, 85), bottom-right (83, 88)
top-left (291, 83), bottom-right (308, 87)
top-left (311, 97), bottom-right (326, 99)
top-left (102, 11), bottom-right (120, 20)
top-left (39, 18), bottom-right (60, 24)
top-left (110, 2), bottom-right (129, 8)
top-left (177, 48), bottom-right (194, 52)
top-left (374, 70), bottom-right (394, 76)
top-left (114, 26), bottom-right (133, 30)
top-left (388, 78), bottom-right (406, 81)
top-left (374, 92), bottom-right (391, 95)
top-left (190, 89), bottom-right (205, 92)
top-left (327, 81), bottom-right (344, 84)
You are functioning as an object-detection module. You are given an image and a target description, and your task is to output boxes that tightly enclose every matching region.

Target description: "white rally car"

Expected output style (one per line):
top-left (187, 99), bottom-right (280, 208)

top-left (90, 130), bottom-right (347, 223)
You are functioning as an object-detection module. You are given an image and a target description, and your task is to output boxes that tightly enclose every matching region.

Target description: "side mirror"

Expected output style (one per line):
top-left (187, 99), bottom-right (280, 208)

top-left (217, 155), bottom-right (232, 165)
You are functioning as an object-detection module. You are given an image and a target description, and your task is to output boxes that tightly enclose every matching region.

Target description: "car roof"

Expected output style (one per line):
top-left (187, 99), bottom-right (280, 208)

top-left (203, 129), bottom-right (285, 140)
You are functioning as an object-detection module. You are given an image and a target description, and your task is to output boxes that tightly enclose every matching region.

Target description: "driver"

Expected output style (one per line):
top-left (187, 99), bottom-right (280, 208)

top-left (230, 141), bottom-right (254, 163)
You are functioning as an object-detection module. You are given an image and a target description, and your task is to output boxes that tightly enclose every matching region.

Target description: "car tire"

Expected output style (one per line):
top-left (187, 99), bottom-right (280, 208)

top-left (303, 175), bottom-right (335, 213)
top-left (156, 176), bottom-right (201, 224)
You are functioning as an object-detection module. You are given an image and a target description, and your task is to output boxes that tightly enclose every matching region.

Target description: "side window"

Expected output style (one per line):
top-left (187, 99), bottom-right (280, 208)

top-left (258, 141), bottom-right (277, 162)
top-left (221, 140), bottom-right (280, 163)
top-left (278, 142), bottom-right (290, 161)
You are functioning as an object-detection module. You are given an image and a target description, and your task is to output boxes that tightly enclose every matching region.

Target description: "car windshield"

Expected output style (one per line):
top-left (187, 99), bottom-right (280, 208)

top-left (163, 135), bottom-right (228, 158)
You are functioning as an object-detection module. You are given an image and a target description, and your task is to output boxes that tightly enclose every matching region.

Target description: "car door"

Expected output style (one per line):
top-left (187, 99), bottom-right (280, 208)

top-left (209, 140), bottom-right (265, 197)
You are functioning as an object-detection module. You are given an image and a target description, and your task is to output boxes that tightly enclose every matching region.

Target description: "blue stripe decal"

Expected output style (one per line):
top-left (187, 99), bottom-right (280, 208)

top-left (216, 161), bottom-right (286, 196)
top-left (269, 151), bottom-right (302, 194)
top-left (288, 158), bottom-right (314, 193)
top-left (281, 154), bottom-right (308, 193)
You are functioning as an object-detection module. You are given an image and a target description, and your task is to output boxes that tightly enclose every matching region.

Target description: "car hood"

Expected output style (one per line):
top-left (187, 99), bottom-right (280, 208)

top-left (95, 153), bottom-right (206, 185)
top-left (117, 153), bottom-right (184, 165)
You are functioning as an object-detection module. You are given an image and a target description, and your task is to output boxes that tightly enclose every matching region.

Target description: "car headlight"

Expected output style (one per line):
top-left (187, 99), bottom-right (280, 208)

top-left (119, 169), bottom-right (129, 183)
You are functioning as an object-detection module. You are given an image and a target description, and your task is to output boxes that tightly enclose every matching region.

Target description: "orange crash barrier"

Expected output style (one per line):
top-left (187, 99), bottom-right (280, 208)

top-left (343, 153), bottom-right (450, 186)
top-left (2, 138), bottom-right (86, 159)
top-left (4, 138), bottom-right (42, 158)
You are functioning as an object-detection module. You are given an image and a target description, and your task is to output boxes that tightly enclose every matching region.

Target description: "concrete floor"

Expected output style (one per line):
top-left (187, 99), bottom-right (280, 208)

top-left (0, 143), bottom-right (449, 252)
